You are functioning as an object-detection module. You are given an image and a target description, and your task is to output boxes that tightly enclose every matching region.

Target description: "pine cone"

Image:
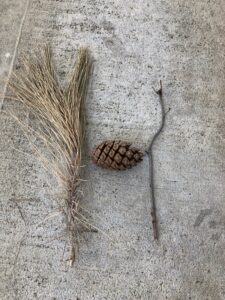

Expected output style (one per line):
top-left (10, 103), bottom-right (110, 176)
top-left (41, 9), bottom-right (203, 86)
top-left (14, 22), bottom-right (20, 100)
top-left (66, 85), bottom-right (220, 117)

top-left (91, 140), bottom-right (143, 170)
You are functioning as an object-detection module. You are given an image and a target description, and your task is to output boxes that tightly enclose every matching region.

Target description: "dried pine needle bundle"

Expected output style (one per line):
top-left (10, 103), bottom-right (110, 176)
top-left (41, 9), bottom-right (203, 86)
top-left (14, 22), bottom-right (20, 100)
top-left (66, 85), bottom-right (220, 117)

top-left (9, 46), bottom-right (91, 266)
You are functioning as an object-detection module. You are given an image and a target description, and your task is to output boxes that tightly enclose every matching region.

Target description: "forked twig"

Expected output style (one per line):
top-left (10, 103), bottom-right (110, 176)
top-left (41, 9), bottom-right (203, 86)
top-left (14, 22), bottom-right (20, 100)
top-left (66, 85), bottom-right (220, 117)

top-left (147, 80), bottom-right (168, 240)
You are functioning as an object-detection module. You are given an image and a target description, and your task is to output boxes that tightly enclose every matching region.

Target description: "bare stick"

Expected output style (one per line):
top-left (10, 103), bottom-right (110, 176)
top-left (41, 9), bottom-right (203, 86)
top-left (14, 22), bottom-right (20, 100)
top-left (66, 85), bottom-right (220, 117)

top-left (146, 80), bottom-right (167, 240)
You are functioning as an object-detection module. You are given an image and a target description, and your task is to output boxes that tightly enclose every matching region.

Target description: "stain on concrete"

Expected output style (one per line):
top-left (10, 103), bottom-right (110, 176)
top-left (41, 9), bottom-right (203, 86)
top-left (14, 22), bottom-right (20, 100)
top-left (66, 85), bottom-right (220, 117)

top-left (194, 209), bottom-right (212, 227)
top-left (208, 219), bottom-right (217, 229)
top-left (211, 232), bottom-right (221, 241)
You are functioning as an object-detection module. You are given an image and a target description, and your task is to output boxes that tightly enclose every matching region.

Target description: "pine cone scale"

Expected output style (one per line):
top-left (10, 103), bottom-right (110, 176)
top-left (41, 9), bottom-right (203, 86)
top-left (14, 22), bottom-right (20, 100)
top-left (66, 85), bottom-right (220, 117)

top-left (109, 149), bottom-right (115, 158)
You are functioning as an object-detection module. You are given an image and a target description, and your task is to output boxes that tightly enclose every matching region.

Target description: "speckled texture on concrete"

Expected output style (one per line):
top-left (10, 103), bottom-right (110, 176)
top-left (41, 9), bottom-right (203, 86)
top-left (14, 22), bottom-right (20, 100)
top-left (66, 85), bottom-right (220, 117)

top-left (1, 1), bottom-right (225, 299)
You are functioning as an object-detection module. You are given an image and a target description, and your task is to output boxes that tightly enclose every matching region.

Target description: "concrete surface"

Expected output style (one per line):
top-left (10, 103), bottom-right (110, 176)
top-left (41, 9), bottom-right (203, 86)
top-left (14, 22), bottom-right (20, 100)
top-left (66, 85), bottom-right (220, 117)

top-left (1, 0), bottom-right (225, 299)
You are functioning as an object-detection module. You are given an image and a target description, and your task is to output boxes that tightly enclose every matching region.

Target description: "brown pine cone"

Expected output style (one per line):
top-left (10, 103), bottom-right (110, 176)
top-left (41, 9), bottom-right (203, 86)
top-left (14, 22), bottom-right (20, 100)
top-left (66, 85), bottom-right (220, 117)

top-left (91, 140), bottom-right (143, 170)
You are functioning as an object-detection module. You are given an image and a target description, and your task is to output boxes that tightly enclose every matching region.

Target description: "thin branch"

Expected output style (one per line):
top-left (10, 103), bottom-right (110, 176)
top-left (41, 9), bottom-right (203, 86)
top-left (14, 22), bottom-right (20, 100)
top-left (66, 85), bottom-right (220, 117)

top-left (147, 80), bottom-right (168, 240)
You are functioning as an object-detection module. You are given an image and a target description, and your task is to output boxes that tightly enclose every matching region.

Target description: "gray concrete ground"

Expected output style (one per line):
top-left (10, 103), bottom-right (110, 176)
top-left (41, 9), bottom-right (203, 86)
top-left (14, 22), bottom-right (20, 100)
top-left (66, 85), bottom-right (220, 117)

top-left (1, 0), bottom-right (225, 299)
